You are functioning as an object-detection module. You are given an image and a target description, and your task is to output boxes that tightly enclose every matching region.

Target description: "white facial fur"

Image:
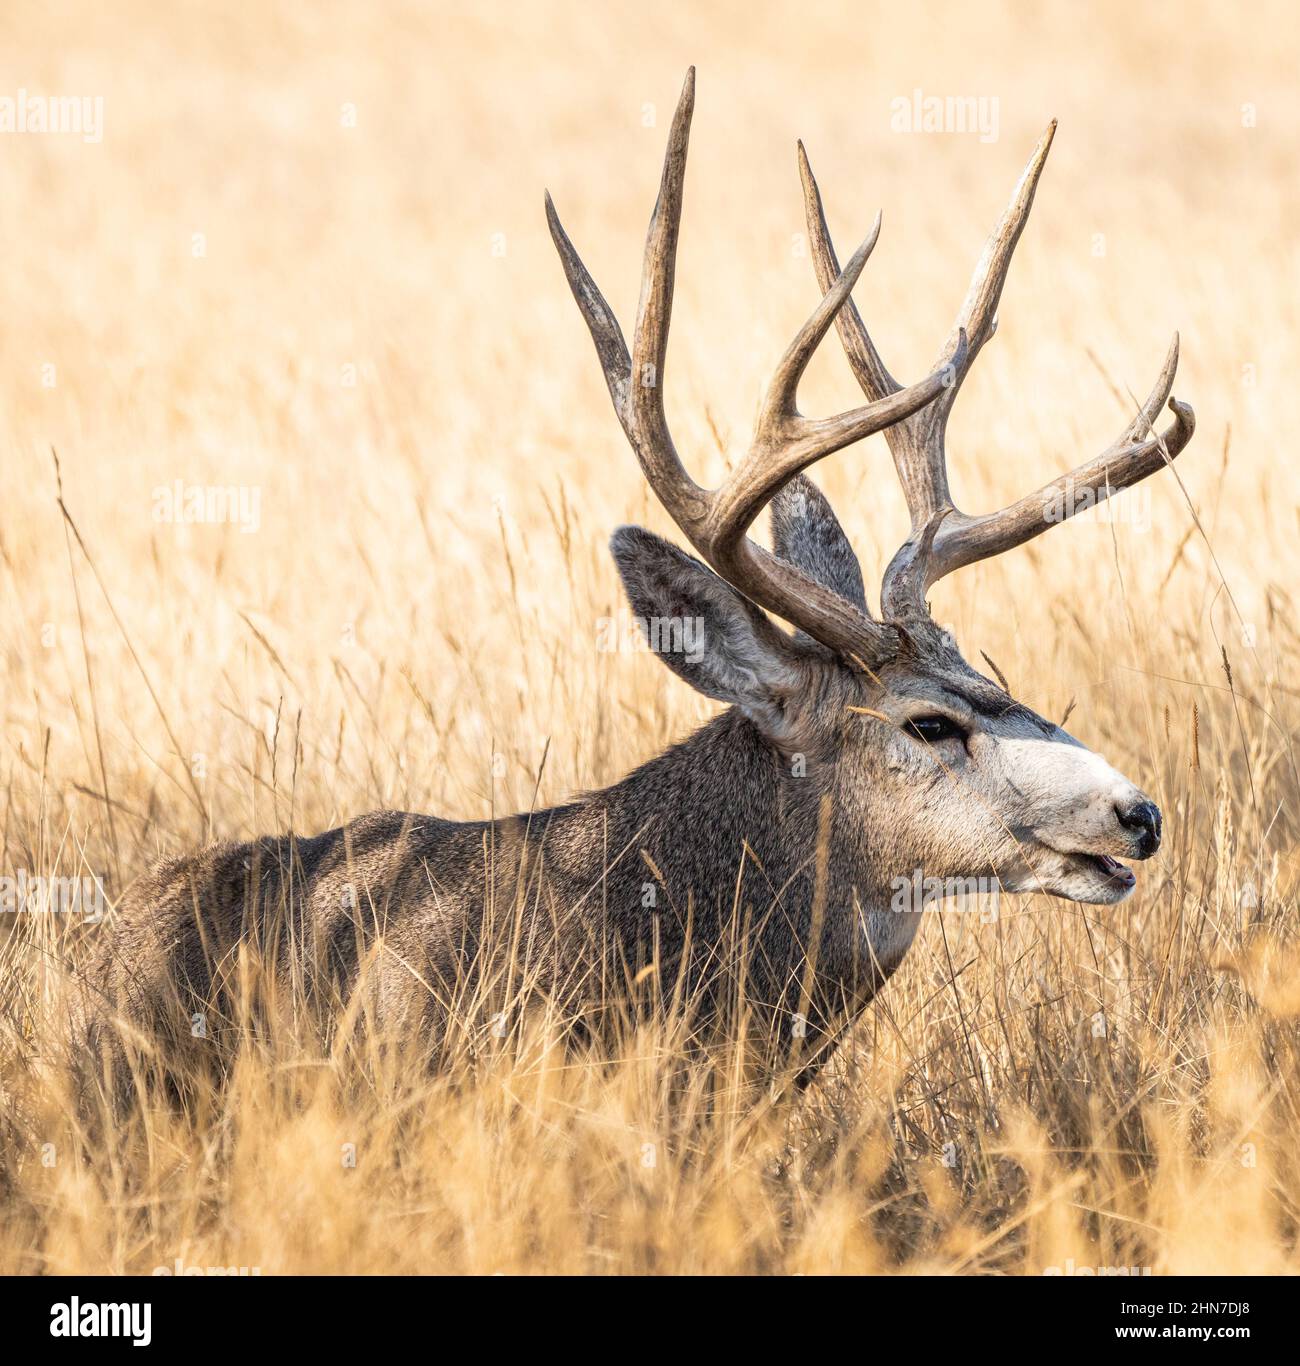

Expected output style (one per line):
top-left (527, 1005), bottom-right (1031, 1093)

top-left (975, 728), bottom-right (1153, 903)
top-left (859, 639), bottom-right (1160, 908)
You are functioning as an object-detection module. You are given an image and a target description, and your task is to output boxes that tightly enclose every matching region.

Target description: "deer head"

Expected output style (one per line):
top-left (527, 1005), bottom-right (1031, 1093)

top-left (548, 70), bottom-right (1194, 908)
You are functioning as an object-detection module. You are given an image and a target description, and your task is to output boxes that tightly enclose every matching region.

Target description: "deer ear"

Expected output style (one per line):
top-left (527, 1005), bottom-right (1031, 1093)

top-left (609, 526), bottom-right (806, 726)
top-left (770, 474), bottom-right (867, 621)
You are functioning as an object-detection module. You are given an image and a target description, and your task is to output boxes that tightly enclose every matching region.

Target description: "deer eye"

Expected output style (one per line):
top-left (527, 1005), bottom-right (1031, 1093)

top-left (904, 715), bottom-right (967, 745)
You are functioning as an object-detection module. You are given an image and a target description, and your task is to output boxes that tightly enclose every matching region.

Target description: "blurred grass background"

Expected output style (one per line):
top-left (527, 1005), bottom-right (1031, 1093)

top-left (1, 0), bottom-right (1299, 1274)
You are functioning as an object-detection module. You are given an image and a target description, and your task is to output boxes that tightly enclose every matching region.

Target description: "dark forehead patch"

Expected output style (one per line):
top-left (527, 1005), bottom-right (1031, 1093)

top-left (948, 682), bottom-right (1057, 733)
top-left (892, 621), bottom-right (1058, 735)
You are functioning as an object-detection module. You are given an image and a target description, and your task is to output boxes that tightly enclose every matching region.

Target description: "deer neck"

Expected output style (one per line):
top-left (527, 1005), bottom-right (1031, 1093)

top-left (550, 708), bottom-right (913, 991)
top-left (597, 706), bottom-right (822, 889)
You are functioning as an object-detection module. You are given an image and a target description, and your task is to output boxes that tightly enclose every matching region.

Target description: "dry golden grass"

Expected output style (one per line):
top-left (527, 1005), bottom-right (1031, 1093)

top-left (2, 0), bottom-right (1299, 1274)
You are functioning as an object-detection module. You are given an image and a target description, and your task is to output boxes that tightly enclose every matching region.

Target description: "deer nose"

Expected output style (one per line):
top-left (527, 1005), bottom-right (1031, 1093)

top-left (1116, 799), bottom-right (1161, 857)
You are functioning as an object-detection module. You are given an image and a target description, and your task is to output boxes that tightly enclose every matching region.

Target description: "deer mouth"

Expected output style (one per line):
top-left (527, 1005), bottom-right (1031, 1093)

top-left (1083, 852), bottom-right (1136, 888)
top-left (996, 844), bottom-right (1142, 905)
top-left (1017, 844), bottom-right (1142, 904)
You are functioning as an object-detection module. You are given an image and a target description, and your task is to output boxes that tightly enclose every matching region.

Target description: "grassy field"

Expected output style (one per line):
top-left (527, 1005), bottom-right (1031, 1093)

top-left (2, 0), bottom-right (1299, 1274)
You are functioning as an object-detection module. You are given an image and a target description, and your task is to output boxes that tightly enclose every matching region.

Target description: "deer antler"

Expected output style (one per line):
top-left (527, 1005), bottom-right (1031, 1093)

top-left (799, 124), bottom-right (1196, 621)
top-left (547, 68), bottom-right (965, 664)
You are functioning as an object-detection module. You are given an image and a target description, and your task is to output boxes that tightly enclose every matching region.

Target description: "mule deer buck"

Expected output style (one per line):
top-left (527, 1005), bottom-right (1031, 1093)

top-left (71, 70), bottom-right (1194, 1101)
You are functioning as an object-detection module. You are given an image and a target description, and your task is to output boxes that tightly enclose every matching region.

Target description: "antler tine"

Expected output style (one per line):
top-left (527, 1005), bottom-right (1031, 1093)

top-left (625, 68), bottom-right (710, 530)
top-left (699, 162), bottom-right (966, 653)
top-left (704, 284), bottom-right (965, 656)
top-left (938, 120), bottom-right (1056, 401)
top-left (1111, 330), bottom-right (1182, 449)
top-left (800, 143), bottom-right (960, 531)
top-left (910, 122), bottom-right (1054, 535)
top-left (797, 143), bottom-right (900, 405)
top-left (545, 193), bottom-right (633, 422)
top-left (757, 219), bottom-right (966, 455)
top-left (549, 70), bottom-right (969, 664)
top-left (708, 227), bottom-right (967, 545)
top-left (758, 212), bottom-right (883, 429)
top-left (804, 121), bottom-right (1195, 622)
top-left (546, 70), bottom-right (710, 530)
top-left (918, 337), bottom-right (1195, 587)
